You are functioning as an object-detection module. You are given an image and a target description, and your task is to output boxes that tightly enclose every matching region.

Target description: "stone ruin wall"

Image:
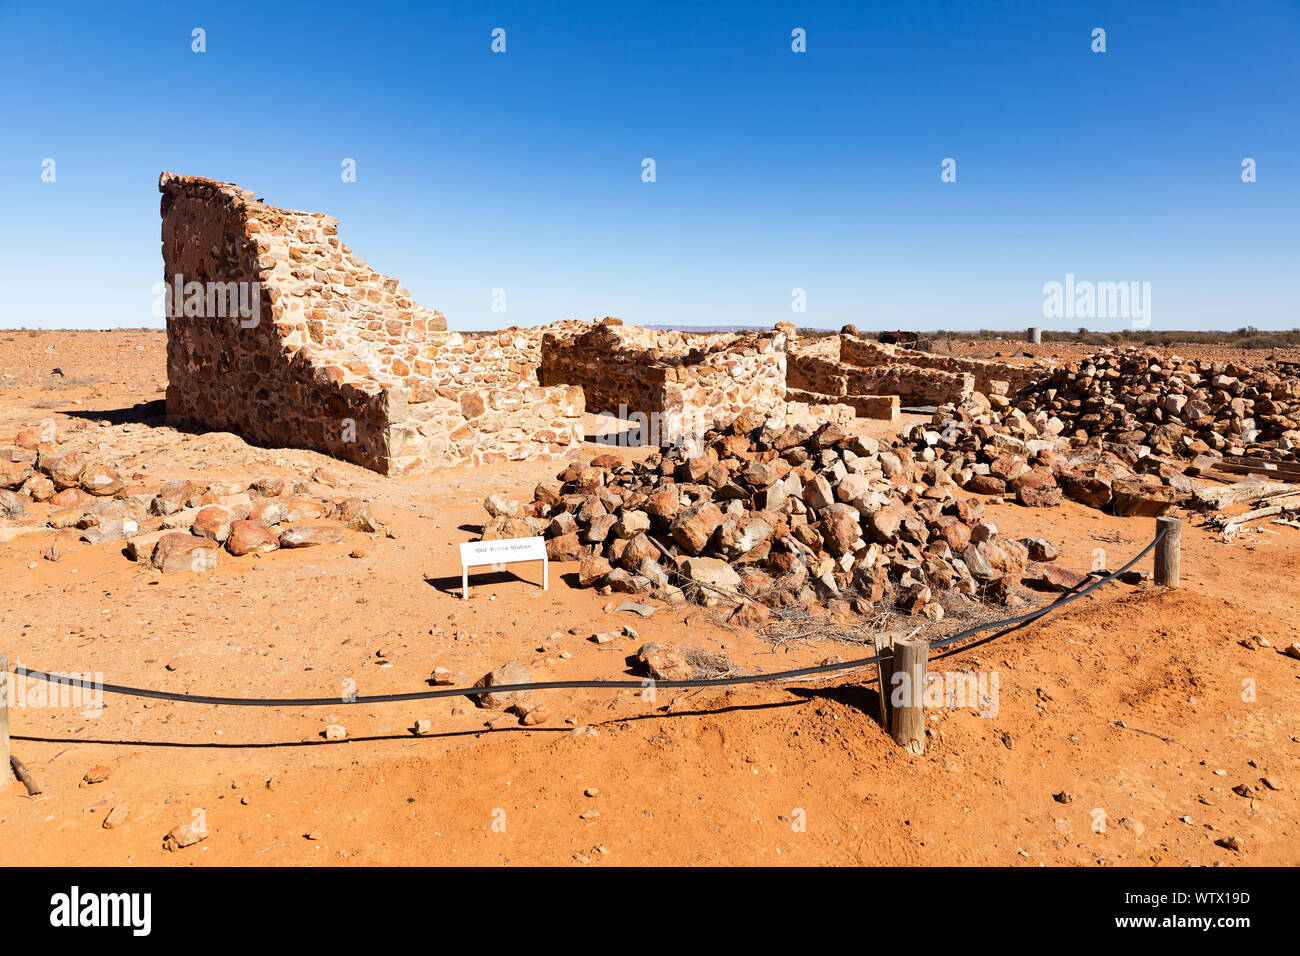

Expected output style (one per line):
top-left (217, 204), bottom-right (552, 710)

top-left (539, 321), bottom-right (793, 441)
top-left (540, 323), bottom-right (671, 420)
top-left (840, 334), bottom-right (1039, 395)
top-left (842, 362), bottom-right (974, 406)
top-left (784, 336), bottom-right (970, 408)
top-left (675, 332), bottom-right (789, 423)
top-left (423, 320), bottom-right (591, 391)
top-left (786, 344), bottom-right (850, 396)
top-left (161, 172), bottom-right (1046, 473)
top-left (161, 174), bottom-right (393, 471)
top-left (785, 333), bottom-right (1051, 407)
top-left (161, 173), bottom-right (584, 474)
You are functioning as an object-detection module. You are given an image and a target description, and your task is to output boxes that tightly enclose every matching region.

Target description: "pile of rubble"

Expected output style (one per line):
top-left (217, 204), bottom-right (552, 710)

top-left (895, 402), bottom-right (1158, 514)
top-left (0, 431), bottom-right (377, 572)
top-left (482, 410), bottom-right (1082, 620)
top-left (895, 348), bottom-right (1300, 516)
top-left (1014, 349), bottom-right (1300, 464)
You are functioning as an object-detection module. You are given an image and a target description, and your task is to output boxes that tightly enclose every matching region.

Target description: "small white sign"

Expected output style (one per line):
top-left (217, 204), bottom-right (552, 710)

top-left (458, 536), bottom-right (548, 599)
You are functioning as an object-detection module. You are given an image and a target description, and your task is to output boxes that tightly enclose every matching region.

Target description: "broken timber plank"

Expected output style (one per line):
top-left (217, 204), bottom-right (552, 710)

top-left (1195, 478), bottom-right (1294, 509)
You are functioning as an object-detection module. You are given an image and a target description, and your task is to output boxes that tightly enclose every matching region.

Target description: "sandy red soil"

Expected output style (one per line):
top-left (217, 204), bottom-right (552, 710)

top-left (1, 330), bottom-right (1296, 866)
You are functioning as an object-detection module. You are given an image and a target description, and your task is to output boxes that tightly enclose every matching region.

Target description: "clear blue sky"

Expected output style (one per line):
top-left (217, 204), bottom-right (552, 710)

top-left (0, 0), bottom-right (1296, 332)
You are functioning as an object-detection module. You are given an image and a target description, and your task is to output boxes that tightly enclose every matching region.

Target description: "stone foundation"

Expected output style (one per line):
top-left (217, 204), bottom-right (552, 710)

top-left (786, 388), bottom-right (900, 421)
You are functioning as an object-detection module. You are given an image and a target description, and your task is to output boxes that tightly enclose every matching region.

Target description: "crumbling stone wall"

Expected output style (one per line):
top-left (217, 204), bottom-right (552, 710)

top-left (160, 173), bottom-right (583, 473)
top-left (840, 334), bottom-right (1038, 395)
top-left (786, 349), bottom-right (848, 396)
top-left (786, 334), bottom-right (977, 407)
top-left (423, 322), bottom-right (591, 391)
top-left (842, 362), bottom-right (973, 406)
top-left (540, 319), bottom-right (790, 441)
top-left (782, 337), bottom-right (909, 414)
top-left (540, 323), bottom-right (667, 418)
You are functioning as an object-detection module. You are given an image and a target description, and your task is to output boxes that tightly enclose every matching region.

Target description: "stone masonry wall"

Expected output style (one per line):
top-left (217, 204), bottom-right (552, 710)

top-left (418, 321), bottom-right (591, 392)
top-left (666, 330), bottom-right (788, 439)
top-left (161, 173), bottom-right (583, 474)
top-left (784, 335), bottom-right (961, 408)
top-left (786, 350), bottom-right (848, 396)
top-left (840, 334), bottom-right (1038, 394)
top-left (540, 323), bottom-right (668, 418)
top-left (787, 334), bottom-right (976, 406)
top-left (540, 319), bottom-right (789, 441)
top-left (842, 362), bottom-right (974, 406)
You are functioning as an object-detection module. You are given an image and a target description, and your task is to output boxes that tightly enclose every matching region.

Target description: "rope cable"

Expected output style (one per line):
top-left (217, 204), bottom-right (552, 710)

top-left (7, 529), bottom-right (1165, 707)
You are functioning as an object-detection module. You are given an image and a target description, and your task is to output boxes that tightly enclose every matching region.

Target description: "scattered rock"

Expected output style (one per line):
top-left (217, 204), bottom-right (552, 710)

top-left (474, 659), bottom-right (534, 710)
top-left (1040, 565), bottom-right (1089, 592)
top-left (79, 464), bottom-right (124, 497)
top-left (613, 601), bottom-right (657, 617)
top-left (102, 803), bottom-right (130, 829)
top-left (163, 822), bottom-right (208, 851)
top-left (80, 518), bottom-right (138, 546)
top-left (636, 642), bottom-right (693, 681)
top-left (0, 489), bottom-right (28, 518)
top-left (681, 556), bottom-right (742, 606)
top-left (729, 601), bottom-right (771, 628)
top-left (1120, 817), bottom-right (1145, 838)
top-left (279, 523), bottom-right (344, 548)
top-left (252, 476), bottom-right (285, 497)
top-left (150, 533), bottom-right (220, 573)
top-left (338, 498), bottom-right (381, 532)
top-left (518, 702), bottom-right (551, 726)
top-left (482, 493), bottom-right (523, 518)
top-left (226, 519), bottom-right (279, 555)
top-left (1021, 537), bottom-right (1058, 562)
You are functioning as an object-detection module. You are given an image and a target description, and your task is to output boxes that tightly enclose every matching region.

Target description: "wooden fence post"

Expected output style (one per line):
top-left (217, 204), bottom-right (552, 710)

top-left (1155, 516), bottom-right (1182, 588)
top-left (874, 633), bottom-right (895, 730)
top-left (890, 638), bottom-right (928, 755)
top-left (1, 653), bottom-right (11, 783)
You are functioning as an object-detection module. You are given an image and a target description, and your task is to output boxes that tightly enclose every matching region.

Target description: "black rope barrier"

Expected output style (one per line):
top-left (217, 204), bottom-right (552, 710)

top-left (8, 528), bottom-right (1165, 707)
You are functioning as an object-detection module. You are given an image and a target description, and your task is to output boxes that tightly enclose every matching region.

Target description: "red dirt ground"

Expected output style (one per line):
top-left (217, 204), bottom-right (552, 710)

top-left (1, 330), bottom-right (1296, 866)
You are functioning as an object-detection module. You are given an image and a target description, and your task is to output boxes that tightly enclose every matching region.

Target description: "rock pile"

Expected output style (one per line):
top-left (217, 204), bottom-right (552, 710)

top-left (896, 402), bottom-right (1157, 515)
top-left (484, 411), bottom-right (1077, 619)
top-left (1013, 349), bottom-right (1300, 464)
top-left (0, 431), bottom-right (376, 571)
top-left (896, 348), bottom-right (1300, 516)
